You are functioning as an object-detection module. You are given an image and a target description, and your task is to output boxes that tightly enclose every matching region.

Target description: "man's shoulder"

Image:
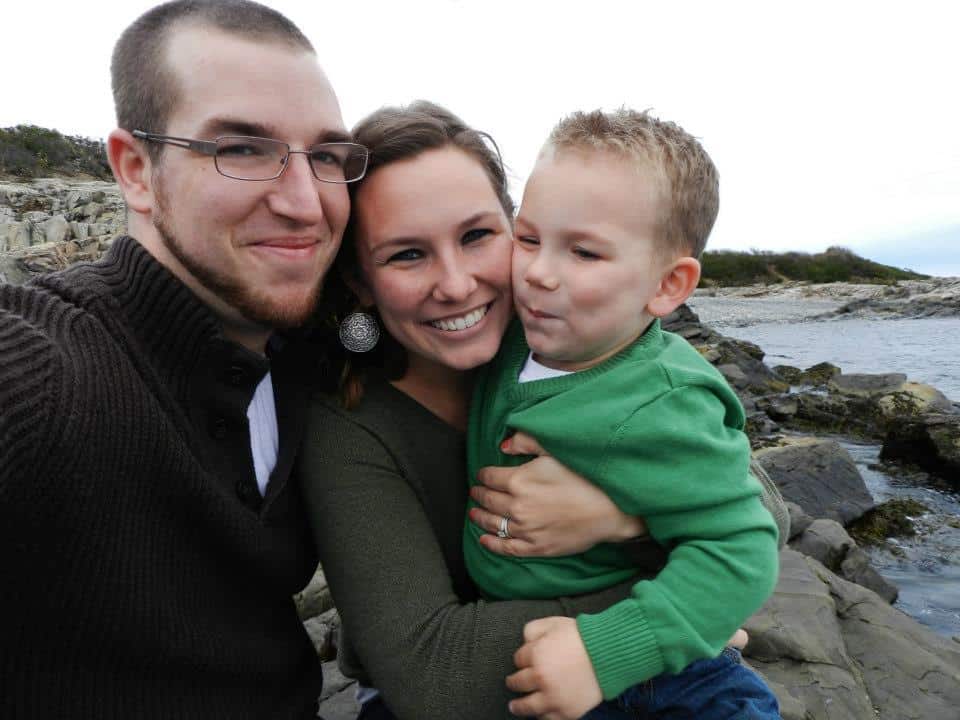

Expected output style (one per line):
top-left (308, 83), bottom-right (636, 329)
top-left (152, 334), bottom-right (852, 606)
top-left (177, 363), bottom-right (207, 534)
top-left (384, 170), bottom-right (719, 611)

top-left (0, 275), bottom-right (122, 406)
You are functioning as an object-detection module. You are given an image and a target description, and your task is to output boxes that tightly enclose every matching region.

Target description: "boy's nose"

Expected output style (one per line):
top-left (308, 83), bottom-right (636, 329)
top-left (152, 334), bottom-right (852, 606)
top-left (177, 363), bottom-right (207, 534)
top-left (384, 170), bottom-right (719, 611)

top-left (523, 254), bottom-right (559, 291)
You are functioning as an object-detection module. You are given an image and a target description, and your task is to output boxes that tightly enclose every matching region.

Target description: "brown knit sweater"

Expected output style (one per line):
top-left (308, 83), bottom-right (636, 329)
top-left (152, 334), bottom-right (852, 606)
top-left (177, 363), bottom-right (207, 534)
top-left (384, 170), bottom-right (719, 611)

top-left (0, 237), bottom-right (322, 719)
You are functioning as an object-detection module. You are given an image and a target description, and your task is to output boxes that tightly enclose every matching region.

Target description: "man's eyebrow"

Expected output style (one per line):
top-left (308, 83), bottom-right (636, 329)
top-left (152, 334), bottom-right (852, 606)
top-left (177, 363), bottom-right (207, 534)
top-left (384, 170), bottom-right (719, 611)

top-left (200, 118), bottom-right (351, 144)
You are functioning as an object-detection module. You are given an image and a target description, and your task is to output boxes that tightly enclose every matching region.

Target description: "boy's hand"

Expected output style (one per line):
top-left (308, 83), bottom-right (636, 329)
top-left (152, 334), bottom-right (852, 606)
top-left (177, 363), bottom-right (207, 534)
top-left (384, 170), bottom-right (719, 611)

top-left (470, 433), bottom-right (647, 557)
top-left (506, 616), bottom-right (602, 719)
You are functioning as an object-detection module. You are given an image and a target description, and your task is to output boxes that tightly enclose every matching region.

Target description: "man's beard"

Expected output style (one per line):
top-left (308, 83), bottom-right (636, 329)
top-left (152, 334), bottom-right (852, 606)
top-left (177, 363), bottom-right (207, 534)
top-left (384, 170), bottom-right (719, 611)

top-left (152, 184), bottom-right (325, 331)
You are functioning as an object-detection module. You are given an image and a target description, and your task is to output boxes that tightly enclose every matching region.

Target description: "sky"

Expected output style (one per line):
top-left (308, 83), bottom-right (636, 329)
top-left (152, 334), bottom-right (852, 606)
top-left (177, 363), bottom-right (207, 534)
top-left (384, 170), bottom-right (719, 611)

top-left (4, 0), bottom-right (958, 276)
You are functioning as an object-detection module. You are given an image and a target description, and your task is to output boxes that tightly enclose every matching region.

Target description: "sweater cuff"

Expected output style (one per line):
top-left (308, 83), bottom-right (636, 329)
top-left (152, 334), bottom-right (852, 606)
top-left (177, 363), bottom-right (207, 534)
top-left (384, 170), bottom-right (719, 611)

top-left (576, 602), bottom-right (662, 700)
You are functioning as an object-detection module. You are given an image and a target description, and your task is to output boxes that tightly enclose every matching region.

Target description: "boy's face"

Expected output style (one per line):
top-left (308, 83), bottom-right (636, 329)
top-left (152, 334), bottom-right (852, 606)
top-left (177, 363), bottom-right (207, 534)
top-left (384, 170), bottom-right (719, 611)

top-left (513, 148), bottom-right (669, 371)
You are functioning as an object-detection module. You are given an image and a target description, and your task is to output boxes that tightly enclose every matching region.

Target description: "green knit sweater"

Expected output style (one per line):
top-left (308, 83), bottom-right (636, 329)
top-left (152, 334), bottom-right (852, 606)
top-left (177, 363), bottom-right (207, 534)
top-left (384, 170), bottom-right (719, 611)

top-left (466, 319), bottom-right (780, 699)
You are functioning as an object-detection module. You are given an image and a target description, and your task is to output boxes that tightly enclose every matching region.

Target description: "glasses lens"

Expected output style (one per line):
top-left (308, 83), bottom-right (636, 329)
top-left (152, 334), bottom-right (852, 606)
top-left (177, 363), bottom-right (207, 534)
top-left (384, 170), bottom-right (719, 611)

top-left (214, 137), bottom-right (287, 180)
top-left (309, 143), bottom-right (369, 183)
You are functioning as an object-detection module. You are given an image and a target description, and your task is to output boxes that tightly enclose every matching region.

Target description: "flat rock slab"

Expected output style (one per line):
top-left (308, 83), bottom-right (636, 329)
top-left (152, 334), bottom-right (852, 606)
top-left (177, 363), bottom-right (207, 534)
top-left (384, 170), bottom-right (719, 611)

top-left (747, 549), bottom-right (960, 720)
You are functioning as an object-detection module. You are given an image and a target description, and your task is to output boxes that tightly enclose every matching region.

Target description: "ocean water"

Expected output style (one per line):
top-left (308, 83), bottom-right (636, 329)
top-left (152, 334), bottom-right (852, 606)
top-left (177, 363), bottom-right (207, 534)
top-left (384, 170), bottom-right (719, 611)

top-left (688, 298), bottom-right (960, 401)
top-left (687, 296), bottom-right (960, 637)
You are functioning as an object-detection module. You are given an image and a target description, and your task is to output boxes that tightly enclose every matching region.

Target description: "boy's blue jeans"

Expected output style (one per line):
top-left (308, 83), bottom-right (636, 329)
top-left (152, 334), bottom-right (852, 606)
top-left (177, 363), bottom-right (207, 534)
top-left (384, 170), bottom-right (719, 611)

top-left (581, 647), bottom-right (781, 719)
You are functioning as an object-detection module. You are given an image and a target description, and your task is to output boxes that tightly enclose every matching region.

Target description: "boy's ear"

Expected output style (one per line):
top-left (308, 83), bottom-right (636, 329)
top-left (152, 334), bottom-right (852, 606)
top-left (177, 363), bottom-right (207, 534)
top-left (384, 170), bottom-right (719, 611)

top-left (107, 128), bottom-right (154, 216)
top-left (647, 256), bottom-right (701, 318)
top-left (339, 264), bottom-right (375, 308)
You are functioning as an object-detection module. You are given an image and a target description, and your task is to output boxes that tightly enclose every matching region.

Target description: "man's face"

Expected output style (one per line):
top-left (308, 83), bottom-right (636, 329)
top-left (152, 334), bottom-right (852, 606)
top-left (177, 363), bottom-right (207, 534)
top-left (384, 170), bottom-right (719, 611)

top-left (148, 26), bottom-right (350, 333)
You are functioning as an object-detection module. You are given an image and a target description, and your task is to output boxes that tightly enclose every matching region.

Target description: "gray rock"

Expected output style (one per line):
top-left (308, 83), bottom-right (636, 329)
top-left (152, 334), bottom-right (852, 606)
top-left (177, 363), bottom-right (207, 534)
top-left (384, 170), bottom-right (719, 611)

top-left (303, 608), bottom-right (340, 661)
top-left (80, 201), bottom-right (103, 220)
top-left (757, 395), bottom-right (799, 421)
top-left (786, 501), bottom-right (814, 539)
top-left (882, 414), bottom-right (960, 488)
top-left (746, 550), bottom-right (960, 719)
top-left (790, 518), bottom-right (898, 602)
top-left (830, 372), bottom-right (908, 397)
top-left (40, 215), bottom-right (71, 244)
top-left (840, 547), bottom-right (898, 603)
top-left (790, 518), bottom-right (854, 569)
top-left (317, 660), bottom-right (359, 718)
top-left (22, 210), bottom-right (50, 224)
top-left (295, 566), bottom-right (333, 621)
top-left (70, 221), bottom-right (90, 242)
top-left (799, 362), bottom-right (842, 386)
top-left (718, 363), bottom-right (750, 388)
top-left (755, 440), bottom-right (874, 524)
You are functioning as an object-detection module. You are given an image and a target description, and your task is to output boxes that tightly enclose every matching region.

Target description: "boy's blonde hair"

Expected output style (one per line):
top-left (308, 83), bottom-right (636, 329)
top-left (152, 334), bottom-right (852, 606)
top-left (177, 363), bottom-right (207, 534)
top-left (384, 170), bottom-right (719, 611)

top-left (546, 108), bottom-right (719, 258)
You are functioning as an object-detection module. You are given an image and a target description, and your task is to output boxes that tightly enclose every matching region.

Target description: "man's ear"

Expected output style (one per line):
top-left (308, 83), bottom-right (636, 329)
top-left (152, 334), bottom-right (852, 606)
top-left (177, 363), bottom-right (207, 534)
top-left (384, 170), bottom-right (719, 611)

top-left (340, 263), bottom-right (375, 308)
top-left (647, 256), bottom-right (701, 318)
top-left (107, 128), bottom-right (154, 215)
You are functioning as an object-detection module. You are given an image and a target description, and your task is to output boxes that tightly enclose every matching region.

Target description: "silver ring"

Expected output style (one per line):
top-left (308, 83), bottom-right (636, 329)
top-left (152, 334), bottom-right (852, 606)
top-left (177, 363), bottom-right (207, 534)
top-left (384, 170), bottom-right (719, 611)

top-left (497, 515), bottom-right (511, 539)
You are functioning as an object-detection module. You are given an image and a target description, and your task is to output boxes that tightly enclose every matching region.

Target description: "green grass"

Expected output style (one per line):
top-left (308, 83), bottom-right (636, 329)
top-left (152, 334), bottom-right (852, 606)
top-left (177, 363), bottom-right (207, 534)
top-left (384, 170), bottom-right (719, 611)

top-left (0, 125), bottom-right (112, 180)
top-left (700, 247), bottom-right (928, 286)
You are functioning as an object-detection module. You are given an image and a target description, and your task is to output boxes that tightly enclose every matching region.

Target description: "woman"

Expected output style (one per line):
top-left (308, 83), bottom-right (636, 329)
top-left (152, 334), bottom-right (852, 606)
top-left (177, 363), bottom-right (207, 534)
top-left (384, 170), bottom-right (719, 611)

top-left (300, 102), bottom-right (758, 720)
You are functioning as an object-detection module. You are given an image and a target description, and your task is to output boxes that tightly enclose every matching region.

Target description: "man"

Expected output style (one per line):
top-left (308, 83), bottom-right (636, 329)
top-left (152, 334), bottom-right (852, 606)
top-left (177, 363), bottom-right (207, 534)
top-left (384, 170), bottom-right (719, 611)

top-left (0, 1), bottom-right (365, 717)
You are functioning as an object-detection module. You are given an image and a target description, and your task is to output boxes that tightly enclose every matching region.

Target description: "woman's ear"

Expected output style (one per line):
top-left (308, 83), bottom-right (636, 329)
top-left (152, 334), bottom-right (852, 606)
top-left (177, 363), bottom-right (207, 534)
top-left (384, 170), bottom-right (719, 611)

top-left (647, 256), bottom-right (701, 318)
top-left (339, 263), bottom-right (375, 308)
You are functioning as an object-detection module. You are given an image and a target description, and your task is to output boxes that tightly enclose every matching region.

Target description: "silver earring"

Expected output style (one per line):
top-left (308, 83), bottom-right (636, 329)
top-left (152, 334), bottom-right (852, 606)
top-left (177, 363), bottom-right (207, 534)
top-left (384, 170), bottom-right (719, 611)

top-left (339, 311), bottom-right (380, 352)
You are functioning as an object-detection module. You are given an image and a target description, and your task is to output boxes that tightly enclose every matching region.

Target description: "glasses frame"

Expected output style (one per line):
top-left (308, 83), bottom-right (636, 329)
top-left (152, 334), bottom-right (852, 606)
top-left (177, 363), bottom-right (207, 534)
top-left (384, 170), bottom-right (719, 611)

top-left (131, 130), bottom-right (369, 183)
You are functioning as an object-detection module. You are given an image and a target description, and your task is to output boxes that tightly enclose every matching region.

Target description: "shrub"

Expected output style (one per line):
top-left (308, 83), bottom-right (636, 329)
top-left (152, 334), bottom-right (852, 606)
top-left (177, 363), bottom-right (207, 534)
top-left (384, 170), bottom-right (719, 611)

top-left (0, 125), bottom-right (111, 180)
top-left (700, 248), bottom-right (927, 286)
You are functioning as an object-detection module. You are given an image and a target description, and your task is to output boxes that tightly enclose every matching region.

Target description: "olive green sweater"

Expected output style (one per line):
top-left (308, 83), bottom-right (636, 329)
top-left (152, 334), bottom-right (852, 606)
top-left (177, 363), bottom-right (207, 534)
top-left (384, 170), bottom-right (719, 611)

top-left (466, 319), bottom-right (780, 699)
top-left (299, 377), bottom-right (660, 720)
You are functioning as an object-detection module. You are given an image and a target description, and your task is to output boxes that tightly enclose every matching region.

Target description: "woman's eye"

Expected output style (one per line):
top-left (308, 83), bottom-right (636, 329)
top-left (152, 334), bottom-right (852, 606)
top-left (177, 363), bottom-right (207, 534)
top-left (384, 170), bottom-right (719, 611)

top-left (387, 248), bottom-right (424, 263)
top-left (516, 235), bottom-right (539, 246)
top-left (462, 228), bottom-right (492, 244)
top-left (573, 247), bottom-right (600, 260)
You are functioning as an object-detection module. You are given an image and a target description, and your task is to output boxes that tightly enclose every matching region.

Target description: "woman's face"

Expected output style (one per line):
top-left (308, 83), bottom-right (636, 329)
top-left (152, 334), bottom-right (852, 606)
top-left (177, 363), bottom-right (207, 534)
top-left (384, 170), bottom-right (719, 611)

top-left (352, 146), bottom-right (514, 374)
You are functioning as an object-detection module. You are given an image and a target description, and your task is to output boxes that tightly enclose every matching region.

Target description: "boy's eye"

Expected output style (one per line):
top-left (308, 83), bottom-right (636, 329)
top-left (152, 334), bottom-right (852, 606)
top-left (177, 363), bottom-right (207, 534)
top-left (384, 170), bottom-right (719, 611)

top-left (386, 248), bottom-right (424, 263)
top-left (516, 235), bottom-right (539, 246)
top-left (573, 246), bottom-right (600, 260)
top-left (462, 228), bottom-right (492, 244)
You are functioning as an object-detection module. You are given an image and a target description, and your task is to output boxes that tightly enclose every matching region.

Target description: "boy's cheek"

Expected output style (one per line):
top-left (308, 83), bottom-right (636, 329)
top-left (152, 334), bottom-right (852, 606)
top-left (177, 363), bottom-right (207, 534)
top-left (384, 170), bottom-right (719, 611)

top-left (511, 245), bottom-right (529, 288)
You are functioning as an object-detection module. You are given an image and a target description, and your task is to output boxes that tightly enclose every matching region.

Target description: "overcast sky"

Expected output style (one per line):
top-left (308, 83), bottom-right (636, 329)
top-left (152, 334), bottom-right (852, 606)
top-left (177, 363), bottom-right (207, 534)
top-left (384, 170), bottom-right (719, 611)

top-left (4, 0), bottom-right (958, 275)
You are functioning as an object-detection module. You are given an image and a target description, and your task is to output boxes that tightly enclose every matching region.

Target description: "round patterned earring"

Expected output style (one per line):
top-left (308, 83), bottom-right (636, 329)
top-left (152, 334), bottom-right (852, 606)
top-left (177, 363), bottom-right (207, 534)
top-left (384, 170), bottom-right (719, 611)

top-left (339, 311), bottom-right (380, 353)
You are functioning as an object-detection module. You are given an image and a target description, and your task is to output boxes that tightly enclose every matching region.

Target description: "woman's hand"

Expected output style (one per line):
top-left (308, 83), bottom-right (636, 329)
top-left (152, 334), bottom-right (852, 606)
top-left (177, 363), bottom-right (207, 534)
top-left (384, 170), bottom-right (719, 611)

top-left (468, 432), bottom-right (647, 557)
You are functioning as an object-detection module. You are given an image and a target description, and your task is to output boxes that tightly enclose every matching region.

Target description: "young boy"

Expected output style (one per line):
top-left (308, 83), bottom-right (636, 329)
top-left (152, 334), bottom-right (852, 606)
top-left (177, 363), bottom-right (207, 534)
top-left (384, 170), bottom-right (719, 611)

top-left (465, 109), bottom-right (781, 719)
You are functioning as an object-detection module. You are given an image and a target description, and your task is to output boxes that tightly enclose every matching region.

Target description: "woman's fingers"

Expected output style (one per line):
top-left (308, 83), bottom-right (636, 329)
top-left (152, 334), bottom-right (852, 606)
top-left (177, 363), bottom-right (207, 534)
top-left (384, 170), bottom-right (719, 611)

top-left (501, 431), bottom-right (550, 457)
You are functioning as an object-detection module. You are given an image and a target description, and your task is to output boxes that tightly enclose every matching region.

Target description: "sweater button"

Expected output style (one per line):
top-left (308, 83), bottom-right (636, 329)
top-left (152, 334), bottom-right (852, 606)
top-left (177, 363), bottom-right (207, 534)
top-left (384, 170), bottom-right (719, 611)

top-left (210, 417), bottom-right (228, 440)
top-left (227, 364), bottom-right (246, 386)
top-left (236, 479), bottom-right (251, 501)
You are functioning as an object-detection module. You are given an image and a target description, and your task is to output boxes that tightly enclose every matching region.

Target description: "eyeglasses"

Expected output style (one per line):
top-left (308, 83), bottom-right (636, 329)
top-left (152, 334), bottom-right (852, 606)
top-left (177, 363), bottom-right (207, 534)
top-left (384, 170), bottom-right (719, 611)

top-left (132, 130), bottom-right (369, 183)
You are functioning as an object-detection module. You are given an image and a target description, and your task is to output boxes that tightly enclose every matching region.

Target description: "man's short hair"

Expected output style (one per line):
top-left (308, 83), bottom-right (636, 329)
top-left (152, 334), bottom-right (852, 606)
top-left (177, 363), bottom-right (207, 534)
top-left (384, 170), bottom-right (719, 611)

top-left (546, 108), bottom-right (719, 258)
top-left (111, 0), bottom-right (315, 159)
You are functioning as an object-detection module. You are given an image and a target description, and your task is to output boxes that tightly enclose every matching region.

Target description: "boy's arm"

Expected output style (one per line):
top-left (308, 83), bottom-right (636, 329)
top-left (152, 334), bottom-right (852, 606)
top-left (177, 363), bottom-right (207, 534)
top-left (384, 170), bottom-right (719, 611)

top-left (579, 383), bottom-right (780, 698)
top-left (508, 382), bottom-right (778, 708)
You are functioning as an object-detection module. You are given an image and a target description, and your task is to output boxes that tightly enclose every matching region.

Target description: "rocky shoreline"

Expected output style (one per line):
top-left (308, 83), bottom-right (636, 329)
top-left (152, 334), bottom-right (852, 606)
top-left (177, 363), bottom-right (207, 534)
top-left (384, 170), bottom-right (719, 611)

top-left (0, 177), bottom-right (125, 284)
top-left (696, 277), bottom-right (960, 321)
top-left (4, 178), bottom-right (959, 719)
